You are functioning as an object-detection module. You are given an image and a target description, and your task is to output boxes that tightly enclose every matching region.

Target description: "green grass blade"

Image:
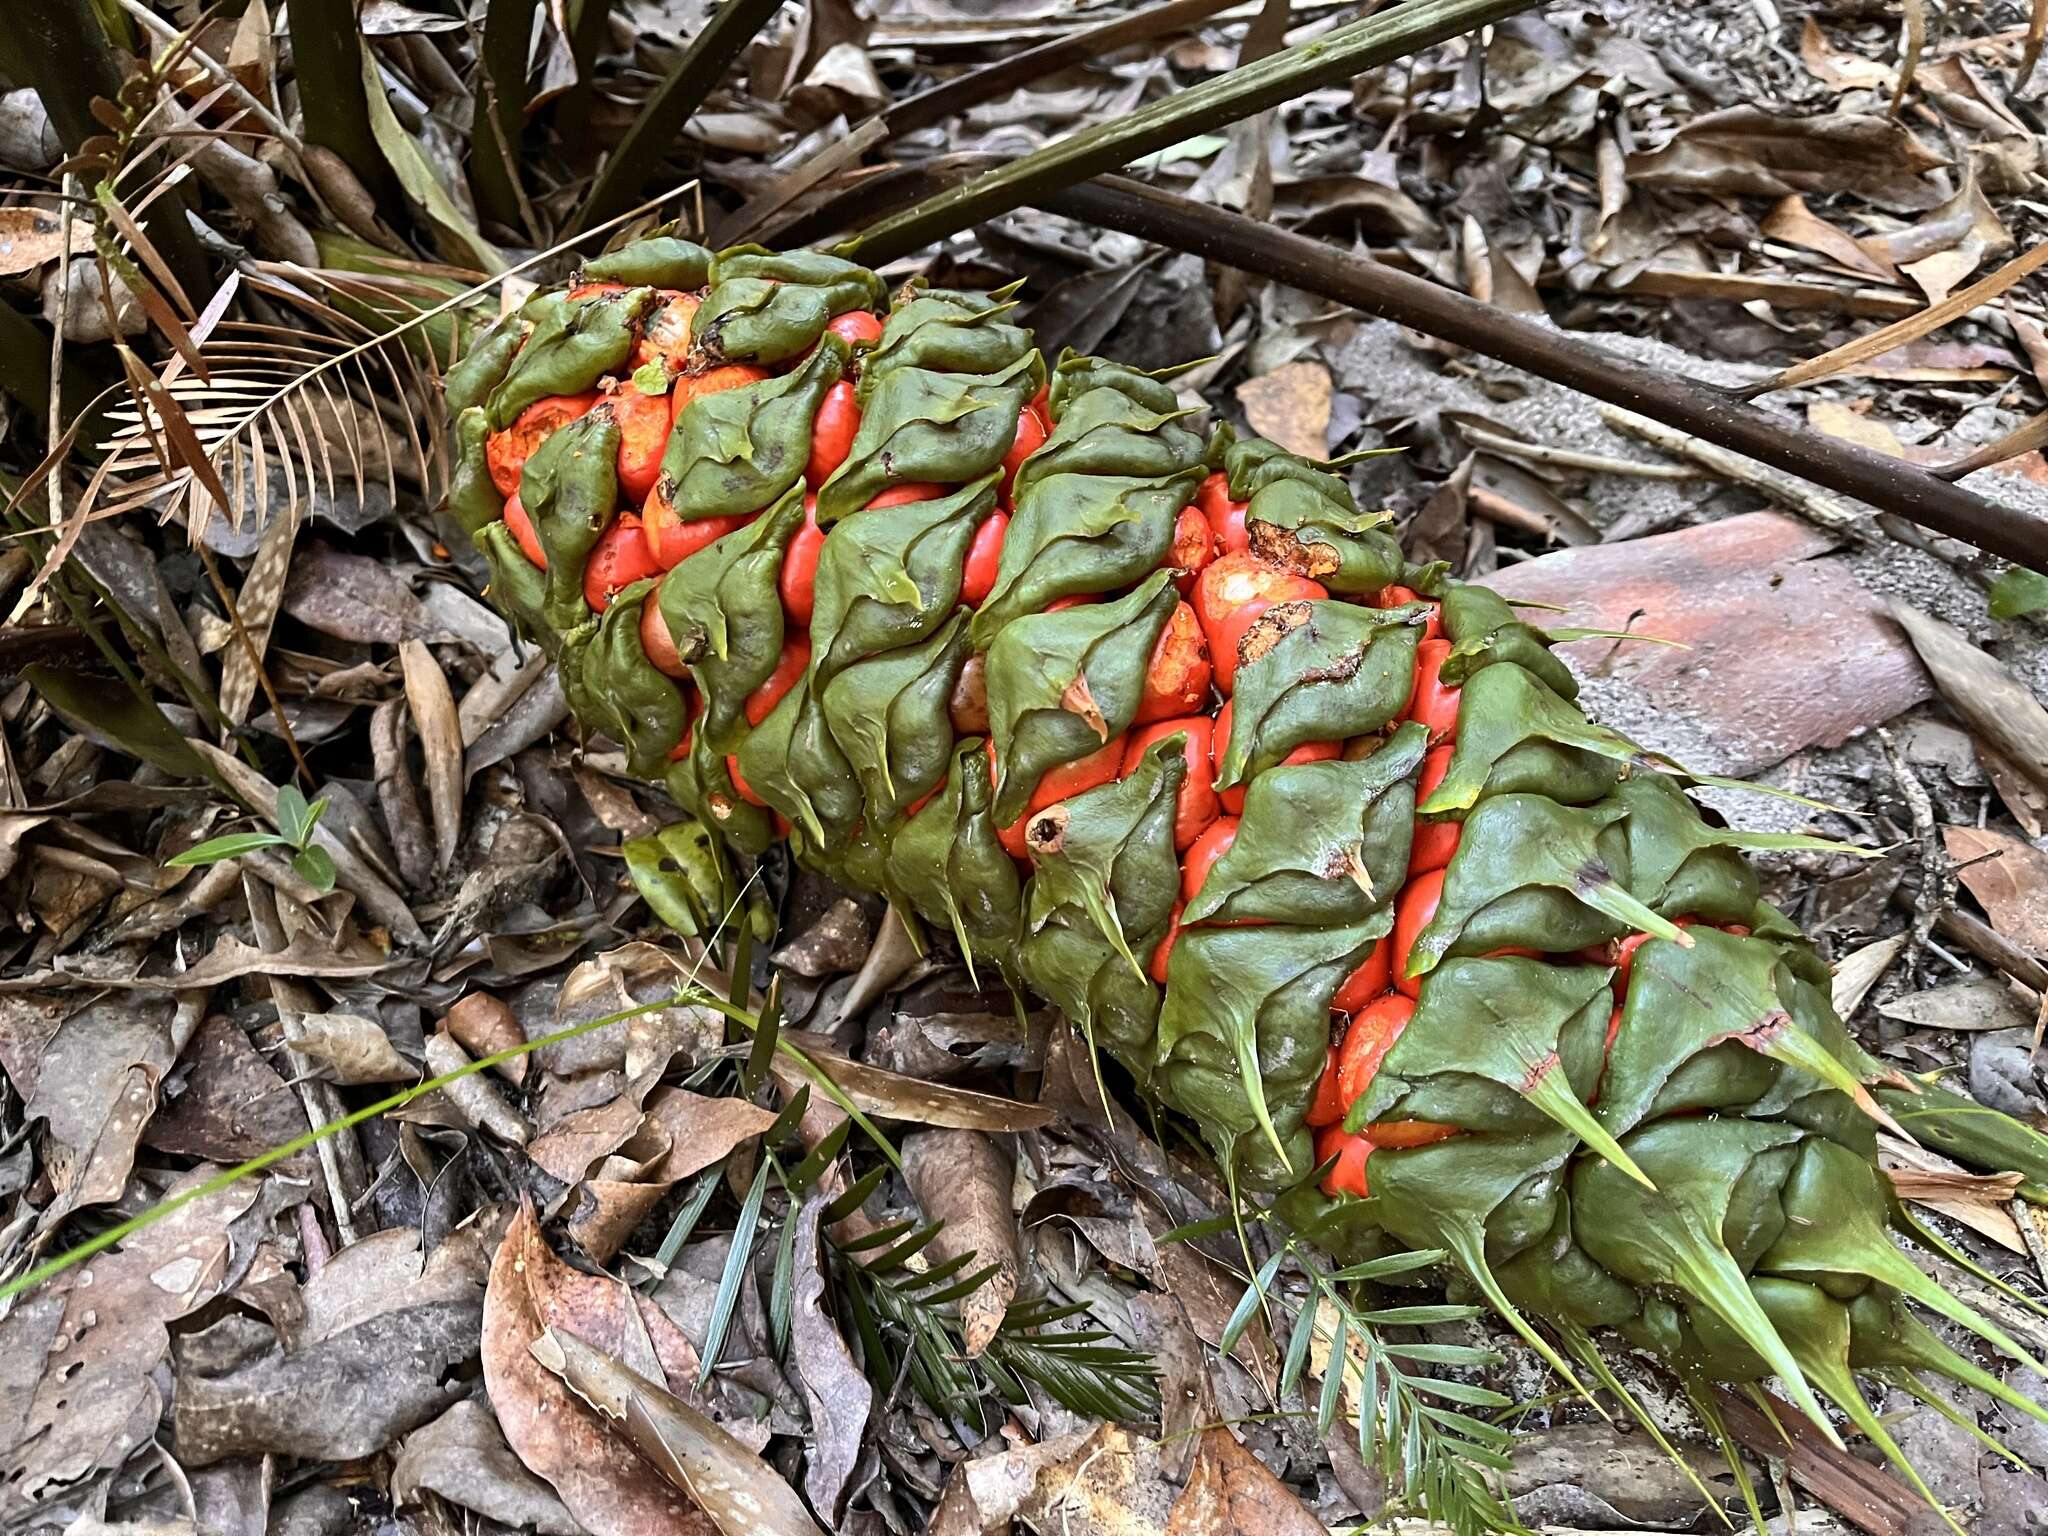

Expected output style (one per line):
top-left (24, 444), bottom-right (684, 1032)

top-left (697, 1158), bottom-right (772, 1386)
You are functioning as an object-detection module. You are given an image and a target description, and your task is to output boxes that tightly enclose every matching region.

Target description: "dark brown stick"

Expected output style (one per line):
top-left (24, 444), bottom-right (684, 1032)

top-left (1712, 1387), bottom-right (1920, 1536)
top-left (1040, 175), bottom-right (2048, 568)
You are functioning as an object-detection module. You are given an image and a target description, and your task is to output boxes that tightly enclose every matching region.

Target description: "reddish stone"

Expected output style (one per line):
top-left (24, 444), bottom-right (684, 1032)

top-left (1486, 511), bottom-right (1929, 776)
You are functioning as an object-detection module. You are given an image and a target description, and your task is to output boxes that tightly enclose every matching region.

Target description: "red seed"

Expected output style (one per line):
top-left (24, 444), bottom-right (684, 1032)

top-left (1304, 1045), bottom-right (1345, 1128)
top-left (1408, 638), bottom-right (1460, 742)
top-left (961, 511), bottom-right (1007, 607)
top-left (1391, 868), bottom-right (1444, 999)
top-left (1180, 816), bottom-right (1240, 908)
top-left (827, 310), bottom-right (884, 348)
top-left (779, 495), bottom-right (825, 624)
top-left (1134, 602), bottom-right (1211, 723)
top-left (610, 383), bottom-right (673, 505)
top-left (999, 405), bottom-right (1048, 502)
top-left (1168, 502), bottom-right (1217, 592)
top-left (503, 494), bottom-right (545, 569)
top-left (583, 513), bottom-right (662, 613)
top-left (487, 391), bottom-right (602, 499)
top-left (1121, 716), bottom-right (1219, 851)
top-left (745, 637), bottom-right (811, 726)
top-left (806, 380), bottom-right (860, 489)
top-left (1316, 1126), bottom-right (1372, 1198)
top-left (1408, 743), bottom-right (1460, 875)
top-left (1197, 471), bottom-right (1249, 555)
top-left (1331, 936), bottom-right (1392, 1015)
top-left (640, 593), bottom-right (688, 679)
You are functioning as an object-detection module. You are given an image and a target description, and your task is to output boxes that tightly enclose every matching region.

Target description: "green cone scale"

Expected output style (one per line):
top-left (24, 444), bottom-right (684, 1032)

top-left (451, 233), bottom-right (2048, 1508)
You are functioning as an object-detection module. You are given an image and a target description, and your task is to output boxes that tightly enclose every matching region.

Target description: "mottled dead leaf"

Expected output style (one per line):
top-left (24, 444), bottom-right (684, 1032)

top-left (903, 1129), bottom-right (1019, 1354)
top-left (1234, 361), bottom-right (1331, 461)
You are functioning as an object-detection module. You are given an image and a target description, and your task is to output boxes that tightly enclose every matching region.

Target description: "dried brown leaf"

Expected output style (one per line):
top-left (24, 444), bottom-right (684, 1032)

top-left (1944, 825), bottom-right (2048, 963)
top-left (0, 207), bottom-right (93, 277)
top-left (13, 1170), bottom-right (261, 1504)
top-left (482, 1204), bottom-right (723, 1536)
top-left (786, 1190), bottom-right (870, 1523)
top-left (172, 1225), bottom-right (492, 1464)
top-left (533, 1327), bottom-right (823, 1536)
top-left (392, 1398), bottom-right (583, 1535)
top-left (1758, 241), bottom-right (2048, 395)
top-left (1759, 195), bottom-right (1896, 282)
top-left (446, 991), bottom-right (530, 1083)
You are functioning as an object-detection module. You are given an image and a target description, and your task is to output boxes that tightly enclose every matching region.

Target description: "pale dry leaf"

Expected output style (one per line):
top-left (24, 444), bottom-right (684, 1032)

top-left (423, 1030), bottom-right (529, 1145)
top-left (826, 903), bottom-right (921, 1026)
top-left (1799, 17), bottom-right (1895, 92)
top-left (1235, 360), bottom-right (1332, 461)
top-left (216, 502), bottom-right (302, 729)
top-left (172, 932), bottom-right (392, 989)
top-left (775, 1030), bottom-right (1053, 1132)
top-left (1888, 599), bottom-right (2048, 797)
top-left (391, 1398), bottom-right (583, 1535)
top-left (1832, 933), bottom-right (1907, 1018)
top-left (285, 1009), bottom-right (414, 1083)
top-left (1879, 978), bottom-right (2035, 1034)
top-left (1807, 401), bottom-right (1907, 457)
top-left (400, 639), bottom-right (464, 873)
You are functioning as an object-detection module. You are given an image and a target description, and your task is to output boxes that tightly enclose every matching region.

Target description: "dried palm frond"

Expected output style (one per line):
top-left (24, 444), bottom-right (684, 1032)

top-left (91, 266), bottom-right (449, 542)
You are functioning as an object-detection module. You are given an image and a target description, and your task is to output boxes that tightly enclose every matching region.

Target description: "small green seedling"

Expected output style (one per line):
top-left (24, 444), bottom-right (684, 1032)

top-left (167, 783), bottom-right (337, 894)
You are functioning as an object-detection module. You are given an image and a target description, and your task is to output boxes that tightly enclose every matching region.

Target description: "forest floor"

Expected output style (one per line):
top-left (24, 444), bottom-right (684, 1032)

top-left (5, 0), bottom-right (2048, 1534)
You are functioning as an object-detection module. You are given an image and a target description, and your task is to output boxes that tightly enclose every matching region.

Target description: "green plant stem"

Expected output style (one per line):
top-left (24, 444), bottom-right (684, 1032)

top-left (572, 0), bottom-right (789, 233)
top-left (290, 0), bottom-right (403, 216)
top-left (0, 0), bottom-right (212, 302)
top-left (472, 0), bottom-right (540, 232)
top-left (848, 0), bottom-right (1539, 265)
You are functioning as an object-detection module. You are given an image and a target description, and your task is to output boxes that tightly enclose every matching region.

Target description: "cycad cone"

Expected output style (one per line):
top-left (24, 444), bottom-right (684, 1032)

top-left (448, 233), bottom-right (2048, 1516)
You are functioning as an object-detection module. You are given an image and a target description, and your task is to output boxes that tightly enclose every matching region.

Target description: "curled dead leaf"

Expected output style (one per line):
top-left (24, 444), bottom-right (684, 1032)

top-left (903, 1129), bottom-right (1019, 1355)
top-left (534, 1327), bottom-right (824, 1536)
top-left (482, 1204), bottom-right (750, 1536)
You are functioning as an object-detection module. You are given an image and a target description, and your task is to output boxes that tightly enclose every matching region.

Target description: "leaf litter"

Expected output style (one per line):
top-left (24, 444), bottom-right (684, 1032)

top-left (6, 0), bottom-right (2048, 1532)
